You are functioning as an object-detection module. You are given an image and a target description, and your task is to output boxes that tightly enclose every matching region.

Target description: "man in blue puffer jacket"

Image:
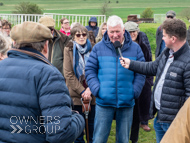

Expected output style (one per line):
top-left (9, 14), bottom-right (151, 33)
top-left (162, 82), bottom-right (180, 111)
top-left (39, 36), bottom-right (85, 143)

top-left (85, 15), bottom-right (145, 143)
top-left (85, 16), bottom-right (99, 37)
top-left (0, 21), bottom-right (85, 143)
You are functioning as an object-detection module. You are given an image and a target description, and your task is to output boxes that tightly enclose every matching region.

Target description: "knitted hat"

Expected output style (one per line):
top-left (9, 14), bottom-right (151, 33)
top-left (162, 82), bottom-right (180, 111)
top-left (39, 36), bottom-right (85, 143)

top-left (11, 21), bottom-right (53, 44)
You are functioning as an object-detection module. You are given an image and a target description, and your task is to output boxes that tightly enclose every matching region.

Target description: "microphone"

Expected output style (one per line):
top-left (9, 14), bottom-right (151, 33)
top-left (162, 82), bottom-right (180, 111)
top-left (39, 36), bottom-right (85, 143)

top-left (113, 41), bottom-right (123, 58)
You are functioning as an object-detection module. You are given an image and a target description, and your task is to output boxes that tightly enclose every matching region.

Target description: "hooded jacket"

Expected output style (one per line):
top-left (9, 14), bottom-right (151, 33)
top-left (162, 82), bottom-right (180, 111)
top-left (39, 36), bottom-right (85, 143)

top-left (85, 30), bottom-right (145, 108)
top-left (85, 17), bottom-right (99, 37)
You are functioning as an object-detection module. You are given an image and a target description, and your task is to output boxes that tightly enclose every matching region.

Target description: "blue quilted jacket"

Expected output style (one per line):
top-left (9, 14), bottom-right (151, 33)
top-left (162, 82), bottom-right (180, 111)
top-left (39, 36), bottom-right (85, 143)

top-left (85, 31), bottom-right (145, 108)
top-left (0, 48), bottom-right (84, 143)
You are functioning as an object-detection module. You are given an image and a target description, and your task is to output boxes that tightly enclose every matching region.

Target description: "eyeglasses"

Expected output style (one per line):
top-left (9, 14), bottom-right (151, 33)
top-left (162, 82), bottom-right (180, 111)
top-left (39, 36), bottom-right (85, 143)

top-left (63, 22), bottom-right (69, 24)
top-left (129, 31), bottom-right (136, 33)
top-left (75, 33), bottom-right (87, 38)
top-left (2, 28), bottom-right (10, 30)
top-left (167, 16), bottom-right (173, 19)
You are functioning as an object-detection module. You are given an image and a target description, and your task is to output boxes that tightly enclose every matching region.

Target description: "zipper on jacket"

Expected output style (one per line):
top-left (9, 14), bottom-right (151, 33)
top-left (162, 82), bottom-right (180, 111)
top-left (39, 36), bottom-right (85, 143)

top-left (152, 55), bottom-right (168, 120)
top-left (116, 50), bottom-right (118, 107)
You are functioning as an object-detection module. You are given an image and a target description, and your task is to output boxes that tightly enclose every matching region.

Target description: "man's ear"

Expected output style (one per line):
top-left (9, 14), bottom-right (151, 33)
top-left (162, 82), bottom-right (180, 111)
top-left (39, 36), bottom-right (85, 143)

top-left (0, 53), bottom-right (4, 60)
top-left (172, 36), bottom-right (177, 43)
top-left (43, 40), bottom-right (49, 53)
top-left (42, 40), bottom-right (49, 58)
top-left (123, 28), bottom-right (125, 35)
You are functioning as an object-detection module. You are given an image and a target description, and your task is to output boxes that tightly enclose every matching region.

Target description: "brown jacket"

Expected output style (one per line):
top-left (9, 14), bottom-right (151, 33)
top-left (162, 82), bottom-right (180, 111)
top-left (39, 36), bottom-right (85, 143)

top-left (161, 97), bottom-right (190, 143)
top-left (64, 41), bottom-right (96, 105)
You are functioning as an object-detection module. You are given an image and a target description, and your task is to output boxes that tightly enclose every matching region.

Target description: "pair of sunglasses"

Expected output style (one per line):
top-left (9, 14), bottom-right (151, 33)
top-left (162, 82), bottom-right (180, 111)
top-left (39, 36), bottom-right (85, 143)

top-left (63, 22), bottom-right (69, 24)
top-left (75, 33), bottom-right (87, 38)
top-left (167, 16), bottom-right (173, 19)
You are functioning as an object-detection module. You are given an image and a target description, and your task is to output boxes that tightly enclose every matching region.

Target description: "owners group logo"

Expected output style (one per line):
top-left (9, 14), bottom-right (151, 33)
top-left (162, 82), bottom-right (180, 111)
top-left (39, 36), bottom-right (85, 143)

top-left (10, 116), bottom-right (60, 134)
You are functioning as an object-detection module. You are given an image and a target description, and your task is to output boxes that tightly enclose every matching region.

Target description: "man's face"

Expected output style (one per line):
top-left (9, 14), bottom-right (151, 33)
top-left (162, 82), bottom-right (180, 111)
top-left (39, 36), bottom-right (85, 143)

top-left (90, 22), bottom-right (96, 27)
top-left (166, 15), bottom-right (175, 20)
top-left (162, 29), bottom-right (173, 49)
top-left (48, 27), bottom-right (54, 35)
top-left (108, 24), bottom-right (125, 44)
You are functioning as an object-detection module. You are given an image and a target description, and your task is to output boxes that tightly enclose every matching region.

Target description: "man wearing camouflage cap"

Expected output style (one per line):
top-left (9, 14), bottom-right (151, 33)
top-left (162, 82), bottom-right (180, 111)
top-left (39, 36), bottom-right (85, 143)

top-left (0, 21), bottom-right (84, 143)
top-left (155, 10), bottom-right (176, 58)
top-left (39, 16), bottom-right (70, 76)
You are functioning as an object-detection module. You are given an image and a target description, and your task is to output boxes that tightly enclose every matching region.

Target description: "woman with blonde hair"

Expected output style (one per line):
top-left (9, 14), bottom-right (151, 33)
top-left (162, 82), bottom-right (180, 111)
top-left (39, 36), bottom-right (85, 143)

top-left (95, 22), bottom-right (107, 43)
top-left (0, 33), bottom-right (11, 60)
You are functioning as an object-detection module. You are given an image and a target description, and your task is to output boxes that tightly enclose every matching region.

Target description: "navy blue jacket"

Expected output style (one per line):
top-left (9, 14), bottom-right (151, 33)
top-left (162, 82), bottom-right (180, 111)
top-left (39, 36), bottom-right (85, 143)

top-left (85, 17), bottom-right (99, 37)
top-left (129, 42), bottom-right (190, 123)
top-left (0, 48), bottom-right (85, 143)
top-left (85, 30), bottom-right (145, 108)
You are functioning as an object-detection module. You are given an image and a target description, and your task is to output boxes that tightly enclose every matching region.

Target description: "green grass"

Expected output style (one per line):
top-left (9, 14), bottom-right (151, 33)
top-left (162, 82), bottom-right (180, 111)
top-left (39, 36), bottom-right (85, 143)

top-left (1, 1), bottom-right (187, 142)
top-left (89, 118), bottom-right (156, 143)
top-left (0, 0), bottom-right (190, 20)
top-left (83, 118), bottom-right (156, 143)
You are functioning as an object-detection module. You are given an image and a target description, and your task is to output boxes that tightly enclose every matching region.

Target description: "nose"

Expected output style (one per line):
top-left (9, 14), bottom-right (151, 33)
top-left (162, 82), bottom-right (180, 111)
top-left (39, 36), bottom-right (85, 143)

top-left (113, 32), bottom-right (118, 37)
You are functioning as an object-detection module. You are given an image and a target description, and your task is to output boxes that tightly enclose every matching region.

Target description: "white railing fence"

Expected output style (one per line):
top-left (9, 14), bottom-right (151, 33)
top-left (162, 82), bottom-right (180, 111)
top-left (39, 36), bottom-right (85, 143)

top-left (0, 14), bottom-right (47, 25)
top-left (0, 13), bottom-right (106, 28)
top-left (44, 13), bottom-right (106, 27)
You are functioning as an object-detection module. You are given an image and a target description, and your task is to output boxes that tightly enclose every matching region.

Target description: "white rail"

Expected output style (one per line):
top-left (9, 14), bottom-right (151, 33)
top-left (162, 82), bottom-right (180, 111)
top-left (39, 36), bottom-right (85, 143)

top-left (43, 13), bottom-right (106, 27)
top-left (0, 14), bottom-right (46, 25)
top-left (0, 13), bottom-right (106, 28)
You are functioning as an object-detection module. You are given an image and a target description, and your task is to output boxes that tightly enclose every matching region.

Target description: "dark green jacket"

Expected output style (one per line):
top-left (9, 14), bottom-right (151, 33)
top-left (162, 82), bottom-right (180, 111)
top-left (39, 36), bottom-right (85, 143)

top-left (48, 30), bottom-right (70, 76)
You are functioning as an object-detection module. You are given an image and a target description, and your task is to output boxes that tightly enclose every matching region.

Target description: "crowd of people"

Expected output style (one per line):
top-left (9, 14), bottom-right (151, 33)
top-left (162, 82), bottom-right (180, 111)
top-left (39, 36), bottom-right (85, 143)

top-left (0, 10), bottom-right (190, 143)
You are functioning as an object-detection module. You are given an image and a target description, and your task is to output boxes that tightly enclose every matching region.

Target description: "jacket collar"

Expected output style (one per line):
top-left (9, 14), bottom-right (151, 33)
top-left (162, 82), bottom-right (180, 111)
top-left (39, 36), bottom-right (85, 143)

top-left (164, 42), bottom-right (189, 60)
top-left (8, 47), bottom-right (52, 65)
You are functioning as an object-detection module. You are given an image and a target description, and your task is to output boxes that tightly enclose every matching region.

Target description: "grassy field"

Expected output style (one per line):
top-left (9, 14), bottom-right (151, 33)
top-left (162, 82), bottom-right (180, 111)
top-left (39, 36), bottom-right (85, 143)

top-left (107, 119), bottom-right (156, 143)
top-left (0, 1), bottom-right (188, 142)
top-left (0, 0), bottom-right (190, 20)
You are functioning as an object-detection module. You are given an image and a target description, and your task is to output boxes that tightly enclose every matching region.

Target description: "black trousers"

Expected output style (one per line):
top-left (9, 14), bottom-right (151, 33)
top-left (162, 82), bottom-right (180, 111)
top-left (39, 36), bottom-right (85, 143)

top-left (130, 99), bottom-right (140, 142)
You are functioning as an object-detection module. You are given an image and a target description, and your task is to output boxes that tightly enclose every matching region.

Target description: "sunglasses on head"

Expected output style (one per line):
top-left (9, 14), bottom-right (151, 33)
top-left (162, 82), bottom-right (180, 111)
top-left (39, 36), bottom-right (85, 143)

top-left (75, 33), bottom-right (87, 38)
top-left (167, 16), bottom-right (173, 19)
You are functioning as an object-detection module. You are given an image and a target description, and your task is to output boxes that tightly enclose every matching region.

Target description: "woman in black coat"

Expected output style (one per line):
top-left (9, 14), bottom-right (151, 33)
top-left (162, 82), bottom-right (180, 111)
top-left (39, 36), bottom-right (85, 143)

top-left (124, 21), bottom-right (153, 143)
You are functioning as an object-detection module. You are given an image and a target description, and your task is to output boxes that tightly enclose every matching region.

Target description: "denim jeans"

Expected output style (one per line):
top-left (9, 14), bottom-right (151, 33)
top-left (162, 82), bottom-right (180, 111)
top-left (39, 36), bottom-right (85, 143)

top-left (93, 104), bottom-right (133, 143)
top-left (154, 115), bottom-right (171, 143)
top-left (74, 105), bottom-right (95, 143)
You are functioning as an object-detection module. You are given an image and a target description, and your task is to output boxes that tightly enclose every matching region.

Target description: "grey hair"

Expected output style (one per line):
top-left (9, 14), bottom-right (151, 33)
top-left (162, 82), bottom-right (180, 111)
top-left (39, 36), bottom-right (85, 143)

top-left (0, 33), bottom-right (11, 55)
top-left (107, 15), bottom-right (124, 30)
top-left (14, 40), bottom-right (47, 52)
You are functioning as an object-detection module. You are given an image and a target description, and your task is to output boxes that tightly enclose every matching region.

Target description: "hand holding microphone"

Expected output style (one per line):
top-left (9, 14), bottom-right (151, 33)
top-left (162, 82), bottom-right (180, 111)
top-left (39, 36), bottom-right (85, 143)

top-left (113, 41), bottom-right (131, 69)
